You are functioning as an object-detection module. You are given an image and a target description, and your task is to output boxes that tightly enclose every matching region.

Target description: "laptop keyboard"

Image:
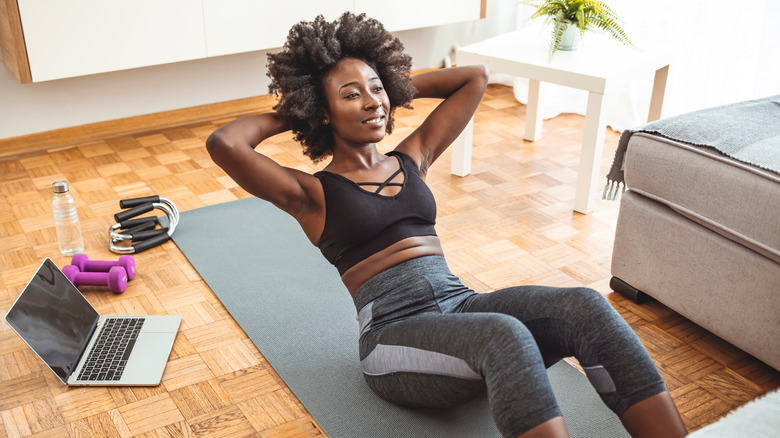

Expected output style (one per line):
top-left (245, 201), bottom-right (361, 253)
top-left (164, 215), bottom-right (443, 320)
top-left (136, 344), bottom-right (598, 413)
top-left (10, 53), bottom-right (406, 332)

top-left (77, 317), bottom-right (145, 381)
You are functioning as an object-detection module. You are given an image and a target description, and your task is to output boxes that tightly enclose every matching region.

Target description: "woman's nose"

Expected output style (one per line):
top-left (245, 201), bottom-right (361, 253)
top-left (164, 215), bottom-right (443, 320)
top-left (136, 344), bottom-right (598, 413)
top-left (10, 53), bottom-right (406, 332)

top-left (363, 95), bottom-right (380, 110)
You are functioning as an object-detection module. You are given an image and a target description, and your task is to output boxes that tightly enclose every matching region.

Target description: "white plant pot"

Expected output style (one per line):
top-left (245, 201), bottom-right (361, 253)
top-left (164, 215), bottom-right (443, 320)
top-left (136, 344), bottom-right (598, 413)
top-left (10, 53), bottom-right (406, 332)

top-left (558, 23), bottom-right (582, 51)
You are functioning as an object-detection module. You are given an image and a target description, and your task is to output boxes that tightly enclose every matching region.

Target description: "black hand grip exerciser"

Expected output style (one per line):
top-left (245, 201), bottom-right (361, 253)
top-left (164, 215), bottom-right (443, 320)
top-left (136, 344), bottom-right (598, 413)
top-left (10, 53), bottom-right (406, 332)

top-left (127, 228), bottom-right (168, 243)
top-left (122, 220), bottom-right (157, 235)
top-left (133, 233), bottom-right (171, 253)
top-left (117, 216), bottom-right (160, 230)
top-left (120, 196), bottom-right (161, 209)
top-left (114, 202), bottom-right (154, 222)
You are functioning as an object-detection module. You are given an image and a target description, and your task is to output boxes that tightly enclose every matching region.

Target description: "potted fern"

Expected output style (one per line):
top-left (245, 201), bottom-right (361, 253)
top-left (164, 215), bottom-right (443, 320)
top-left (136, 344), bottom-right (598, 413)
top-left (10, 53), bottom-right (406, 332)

top-left (519, 0), bottom-right (634, 61)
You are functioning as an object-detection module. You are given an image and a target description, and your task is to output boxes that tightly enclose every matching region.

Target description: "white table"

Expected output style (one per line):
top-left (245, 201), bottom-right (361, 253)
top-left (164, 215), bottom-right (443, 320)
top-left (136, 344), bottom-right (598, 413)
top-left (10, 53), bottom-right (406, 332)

top-left (452, 28), bottom-right (671, 213)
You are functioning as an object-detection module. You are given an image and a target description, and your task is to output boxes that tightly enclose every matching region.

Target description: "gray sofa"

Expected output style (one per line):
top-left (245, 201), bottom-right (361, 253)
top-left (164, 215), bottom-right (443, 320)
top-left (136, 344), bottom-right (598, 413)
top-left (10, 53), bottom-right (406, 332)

top-left (607, 97), bottom-right (780, 371)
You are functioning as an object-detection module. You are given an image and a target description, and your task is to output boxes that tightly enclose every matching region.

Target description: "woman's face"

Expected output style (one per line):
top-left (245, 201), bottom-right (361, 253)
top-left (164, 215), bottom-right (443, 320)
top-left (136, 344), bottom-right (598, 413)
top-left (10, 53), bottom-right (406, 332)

top-left (322, 58), bottom-right (391, 148)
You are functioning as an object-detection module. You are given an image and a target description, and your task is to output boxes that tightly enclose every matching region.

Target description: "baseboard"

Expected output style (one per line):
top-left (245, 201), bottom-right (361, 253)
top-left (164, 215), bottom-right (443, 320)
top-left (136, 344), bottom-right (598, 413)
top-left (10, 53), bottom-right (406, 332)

top-left (0, 94), bottom-right (279, 161)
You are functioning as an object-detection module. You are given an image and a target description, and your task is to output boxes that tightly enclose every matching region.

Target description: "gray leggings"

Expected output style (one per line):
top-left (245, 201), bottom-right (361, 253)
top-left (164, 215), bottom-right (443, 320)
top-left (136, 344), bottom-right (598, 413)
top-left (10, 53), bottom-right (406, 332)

top-left (354, 256), bottom-right (666, 437)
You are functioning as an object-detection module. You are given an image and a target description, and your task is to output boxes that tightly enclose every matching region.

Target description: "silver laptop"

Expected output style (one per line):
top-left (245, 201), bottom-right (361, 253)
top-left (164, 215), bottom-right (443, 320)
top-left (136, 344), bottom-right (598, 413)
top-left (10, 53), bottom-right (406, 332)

top-left (4, 258), bottom-right (181, 386)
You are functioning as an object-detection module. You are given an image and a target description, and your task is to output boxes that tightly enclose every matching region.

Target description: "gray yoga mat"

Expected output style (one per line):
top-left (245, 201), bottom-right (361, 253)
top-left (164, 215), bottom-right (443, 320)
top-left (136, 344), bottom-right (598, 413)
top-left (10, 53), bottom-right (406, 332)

top-left (170, 197), bottom-right (628, 437)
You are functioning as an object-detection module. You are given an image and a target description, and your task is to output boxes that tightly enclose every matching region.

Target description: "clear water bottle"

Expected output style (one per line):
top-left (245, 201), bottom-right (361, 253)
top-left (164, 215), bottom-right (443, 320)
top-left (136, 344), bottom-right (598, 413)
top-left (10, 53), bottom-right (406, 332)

top-left (51, 180), bottom-right (84, 256)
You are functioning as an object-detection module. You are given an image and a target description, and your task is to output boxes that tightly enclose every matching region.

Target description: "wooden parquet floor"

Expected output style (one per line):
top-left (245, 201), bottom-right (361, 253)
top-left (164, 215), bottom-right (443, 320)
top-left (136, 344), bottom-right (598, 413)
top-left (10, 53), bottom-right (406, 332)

top-left (1, 84), bottom-right (778, 437)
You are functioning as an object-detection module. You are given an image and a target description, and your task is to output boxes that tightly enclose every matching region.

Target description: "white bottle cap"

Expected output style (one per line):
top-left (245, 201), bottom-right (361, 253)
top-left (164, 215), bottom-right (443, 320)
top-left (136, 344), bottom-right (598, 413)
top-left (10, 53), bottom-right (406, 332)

top-left (52, 180), bottom-right (69, 193)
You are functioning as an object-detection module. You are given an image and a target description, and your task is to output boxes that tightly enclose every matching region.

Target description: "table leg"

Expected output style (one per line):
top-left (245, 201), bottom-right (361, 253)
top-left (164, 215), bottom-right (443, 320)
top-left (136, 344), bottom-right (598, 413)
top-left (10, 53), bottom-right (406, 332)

top-left (525, 79), bottom-right (543, 141)
top-left (450, 116), bottom-right (474, 177)
top-left (648, 64), bottom-right (669, 122)
top-left (573, 91), bottom-right (608, 214)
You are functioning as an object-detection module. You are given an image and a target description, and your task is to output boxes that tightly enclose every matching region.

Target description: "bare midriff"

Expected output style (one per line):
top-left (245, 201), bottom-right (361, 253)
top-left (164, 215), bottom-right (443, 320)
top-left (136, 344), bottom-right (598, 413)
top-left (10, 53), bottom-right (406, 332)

top-left (341, 235), bottom-right (444, 295)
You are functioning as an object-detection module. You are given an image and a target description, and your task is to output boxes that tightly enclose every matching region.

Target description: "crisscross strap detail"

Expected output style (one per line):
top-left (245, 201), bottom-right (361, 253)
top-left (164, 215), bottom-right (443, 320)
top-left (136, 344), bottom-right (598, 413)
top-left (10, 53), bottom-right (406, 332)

top-left (356, 167), bottom-right (404, 194)
top-left (313, 150), bottom-right (437, 275)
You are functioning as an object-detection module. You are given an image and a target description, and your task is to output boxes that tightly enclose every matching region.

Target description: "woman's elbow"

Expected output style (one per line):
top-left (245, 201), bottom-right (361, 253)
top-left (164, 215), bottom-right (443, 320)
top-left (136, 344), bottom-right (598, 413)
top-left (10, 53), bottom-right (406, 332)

top-left (474, 64), bottom-right (489, 87)
top-left (206, 130), bottom-right (231, 159)
top-left (206, 131), bottom-right (244, 169)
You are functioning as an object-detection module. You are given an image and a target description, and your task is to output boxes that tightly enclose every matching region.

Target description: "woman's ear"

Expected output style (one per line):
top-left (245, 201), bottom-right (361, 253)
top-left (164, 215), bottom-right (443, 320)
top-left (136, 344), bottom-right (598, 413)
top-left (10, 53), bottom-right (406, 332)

top-left (321, 108), bottom-right (330, 125)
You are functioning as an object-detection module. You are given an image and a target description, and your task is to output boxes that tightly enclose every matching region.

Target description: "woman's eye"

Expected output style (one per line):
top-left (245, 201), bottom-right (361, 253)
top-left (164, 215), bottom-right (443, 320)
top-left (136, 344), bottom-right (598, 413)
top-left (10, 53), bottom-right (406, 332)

top-left (374, 86), bottom-right (384, 93)
top-left (345, 92), bottom-right (358, 99)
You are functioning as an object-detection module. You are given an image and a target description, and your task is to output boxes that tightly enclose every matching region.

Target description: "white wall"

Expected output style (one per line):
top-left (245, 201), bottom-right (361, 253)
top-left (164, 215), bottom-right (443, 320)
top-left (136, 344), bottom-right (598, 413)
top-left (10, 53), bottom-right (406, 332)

top-left (0, 0), bottom-right (518, 139)
top-left (509, 0), bottom-right (780, 131)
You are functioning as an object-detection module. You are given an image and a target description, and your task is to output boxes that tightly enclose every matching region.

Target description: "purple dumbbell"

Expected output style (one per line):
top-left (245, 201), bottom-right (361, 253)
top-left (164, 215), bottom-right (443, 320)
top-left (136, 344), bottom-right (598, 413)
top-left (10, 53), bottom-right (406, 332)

top-left (70, 253), bottom-right (135, 280)
top-left (62, 265), bottom-right (128, 294)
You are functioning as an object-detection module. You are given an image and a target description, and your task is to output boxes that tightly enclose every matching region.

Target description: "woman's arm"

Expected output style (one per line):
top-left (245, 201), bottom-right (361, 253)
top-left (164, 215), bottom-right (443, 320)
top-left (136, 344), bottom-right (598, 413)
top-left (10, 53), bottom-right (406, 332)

top-left (396, 64), bottom-right (489, 176)
top-left (206, 113), bottom-right (320, 218)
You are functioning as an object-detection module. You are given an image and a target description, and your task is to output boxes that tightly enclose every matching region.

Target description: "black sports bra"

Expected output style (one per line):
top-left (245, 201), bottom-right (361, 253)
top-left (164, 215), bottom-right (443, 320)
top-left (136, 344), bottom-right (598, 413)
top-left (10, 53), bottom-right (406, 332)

top-left (314, 151), bottom-right (437, 275)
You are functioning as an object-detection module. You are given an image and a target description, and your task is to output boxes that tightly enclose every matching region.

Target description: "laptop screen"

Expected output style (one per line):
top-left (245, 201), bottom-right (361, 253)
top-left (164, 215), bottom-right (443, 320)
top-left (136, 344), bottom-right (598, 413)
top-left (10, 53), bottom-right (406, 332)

top-left (4, 258), bottom-right (99, 383)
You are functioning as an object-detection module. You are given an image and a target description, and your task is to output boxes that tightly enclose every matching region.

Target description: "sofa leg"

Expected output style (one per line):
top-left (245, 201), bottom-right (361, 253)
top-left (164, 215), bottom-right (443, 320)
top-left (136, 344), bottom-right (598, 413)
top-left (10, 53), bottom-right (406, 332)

top-left (610, 276), bottom-right (654, 304)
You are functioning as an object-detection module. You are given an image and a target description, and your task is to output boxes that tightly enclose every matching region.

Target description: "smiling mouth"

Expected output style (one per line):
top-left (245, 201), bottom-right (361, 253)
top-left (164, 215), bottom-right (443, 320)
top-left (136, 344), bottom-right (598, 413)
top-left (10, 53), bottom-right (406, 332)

top-left (362, 115), bottom-right (385, 125)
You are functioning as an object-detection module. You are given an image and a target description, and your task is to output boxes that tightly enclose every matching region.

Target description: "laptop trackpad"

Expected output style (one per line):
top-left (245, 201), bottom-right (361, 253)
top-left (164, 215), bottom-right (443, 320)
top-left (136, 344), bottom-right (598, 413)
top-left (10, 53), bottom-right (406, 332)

top-left (120, 332), bottom-right (177, 385)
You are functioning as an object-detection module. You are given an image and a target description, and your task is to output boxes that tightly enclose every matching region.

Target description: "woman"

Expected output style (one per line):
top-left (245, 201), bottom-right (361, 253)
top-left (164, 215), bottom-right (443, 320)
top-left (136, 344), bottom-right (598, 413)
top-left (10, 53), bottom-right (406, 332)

top-left (207, 12), bottom-right (686, 438)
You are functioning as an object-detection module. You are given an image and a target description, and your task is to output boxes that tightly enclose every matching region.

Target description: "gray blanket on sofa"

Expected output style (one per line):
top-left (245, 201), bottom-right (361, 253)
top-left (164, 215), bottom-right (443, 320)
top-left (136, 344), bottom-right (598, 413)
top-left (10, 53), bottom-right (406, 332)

top-left (604, 95), bottom-right (780, 200)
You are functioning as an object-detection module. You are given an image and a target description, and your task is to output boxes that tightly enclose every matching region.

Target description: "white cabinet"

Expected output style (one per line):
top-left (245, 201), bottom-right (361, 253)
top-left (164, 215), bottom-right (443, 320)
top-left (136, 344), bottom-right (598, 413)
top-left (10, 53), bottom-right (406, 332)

top-left (17, 0), bottom-right (207, 82)
top-left (203, 0), bottom-right (352, 57)
top-left (5, 0), bottom-right (484, 82)
top-left (355, 0), bottom-right (482, 32)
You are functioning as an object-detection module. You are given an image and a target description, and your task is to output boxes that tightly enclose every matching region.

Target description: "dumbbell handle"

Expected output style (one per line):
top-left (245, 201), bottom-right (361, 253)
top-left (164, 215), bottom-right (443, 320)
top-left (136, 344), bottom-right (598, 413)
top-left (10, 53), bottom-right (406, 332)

top-left (81, 259), bottom-right (118, 271)
top-left (72, 271), bottom-right (121, 286)
top-left (73, 255), bottom-right (132, 271)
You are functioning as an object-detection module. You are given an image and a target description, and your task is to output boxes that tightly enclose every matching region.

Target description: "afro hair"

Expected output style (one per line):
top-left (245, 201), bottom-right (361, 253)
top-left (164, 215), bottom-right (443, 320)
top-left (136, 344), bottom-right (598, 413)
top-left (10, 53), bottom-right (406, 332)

top-left (267, 12), bottom-right (417, 162)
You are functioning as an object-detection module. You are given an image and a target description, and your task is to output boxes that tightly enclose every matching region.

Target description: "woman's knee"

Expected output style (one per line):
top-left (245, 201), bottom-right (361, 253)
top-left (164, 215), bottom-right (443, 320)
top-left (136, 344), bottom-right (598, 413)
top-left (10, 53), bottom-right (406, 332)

top-left (561, 287), bottom-right (623, 325)
top-left (568, 287), bottom-right (610, 310)
top-left (475, 314), bottom-right (548, 378)
top-left (483, 314), bottom-right (537, 350)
